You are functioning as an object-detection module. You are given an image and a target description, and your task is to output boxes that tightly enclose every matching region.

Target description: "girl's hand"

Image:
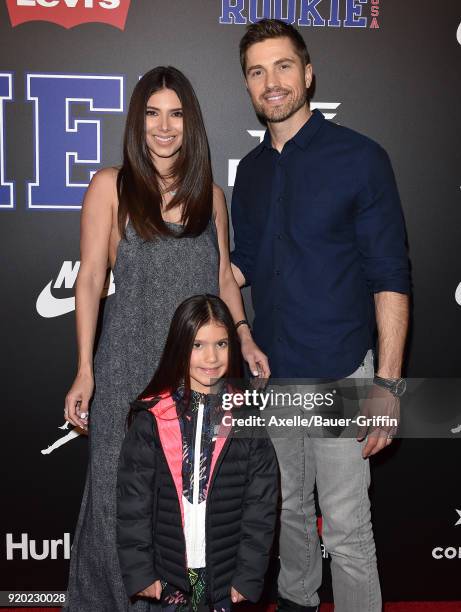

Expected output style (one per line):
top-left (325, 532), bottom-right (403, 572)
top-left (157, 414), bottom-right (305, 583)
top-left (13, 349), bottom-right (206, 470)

top-left (239, 335), bottom-right (271, 379)
top-left (230, 587), bottom-right (246, 603)
top-left (64, 370), bottom-right (94, 431)
top-left (137, 580), bottom-right (162, 599)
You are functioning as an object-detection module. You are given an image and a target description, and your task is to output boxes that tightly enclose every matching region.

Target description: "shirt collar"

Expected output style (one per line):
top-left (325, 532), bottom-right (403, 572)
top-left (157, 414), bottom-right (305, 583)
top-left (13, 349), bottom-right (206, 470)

top-left (252, 108), bottom-right (325, 157)
top-left (173, 382), bottom-right (225, 407)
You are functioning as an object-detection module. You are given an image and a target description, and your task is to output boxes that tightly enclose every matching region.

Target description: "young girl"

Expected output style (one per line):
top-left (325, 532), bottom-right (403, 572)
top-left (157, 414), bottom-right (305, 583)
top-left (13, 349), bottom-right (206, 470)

top-left (116, 294), bottom-right (278, 611)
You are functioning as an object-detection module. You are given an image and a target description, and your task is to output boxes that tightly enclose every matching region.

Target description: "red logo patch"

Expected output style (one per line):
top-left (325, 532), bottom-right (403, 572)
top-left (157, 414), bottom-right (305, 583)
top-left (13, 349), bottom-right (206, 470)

top-left (6, 0), bottom-right (131, 31)
top-left (317, 516), bottom-right (323, 536)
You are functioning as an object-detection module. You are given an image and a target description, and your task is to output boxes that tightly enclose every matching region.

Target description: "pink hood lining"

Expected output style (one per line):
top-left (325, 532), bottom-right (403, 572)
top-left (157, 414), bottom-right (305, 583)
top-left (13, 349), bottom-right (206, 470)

top-left (148, 393), bottom-right (231, 527)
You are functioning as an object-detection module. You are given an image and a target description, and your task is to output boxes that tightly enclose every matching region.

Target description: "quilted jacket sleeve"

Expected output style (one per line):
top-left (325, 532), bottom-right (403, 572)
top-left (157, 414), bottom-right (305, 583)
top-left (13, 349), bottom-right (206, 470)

top-left (116, 409), bottom-right (159, 598)
top-left (231, 435), bottom-right (279, 602)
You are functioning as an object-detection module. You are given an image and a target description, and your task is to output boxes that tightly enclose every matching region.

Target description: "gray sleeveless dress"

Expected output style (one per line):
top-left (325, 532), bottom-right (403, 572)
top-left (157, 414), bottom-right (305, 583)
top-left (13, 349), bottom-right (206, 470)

top-left (65, 221), bottom-right (219, 612)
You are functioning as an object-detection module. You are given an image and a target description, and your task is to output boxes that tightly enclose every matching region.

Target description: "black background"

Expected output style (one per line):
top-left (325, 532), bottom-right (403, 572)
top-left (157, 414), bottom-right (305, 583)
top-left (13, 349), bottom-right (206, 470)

top-left (1, 0), bottom-right (460, 602)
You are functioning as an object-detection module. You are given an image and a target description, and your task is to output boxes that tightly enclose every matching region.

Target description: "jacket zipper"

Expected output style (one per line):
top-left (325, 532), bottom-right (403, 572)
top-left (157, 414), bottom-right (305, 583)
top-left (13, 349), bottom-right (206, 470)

top-left (184, 396), bottom-right (205, 587)
top-left (188, 400), bottom-right (205, 572)
top-left (193, 401), bottom-right (204, 506)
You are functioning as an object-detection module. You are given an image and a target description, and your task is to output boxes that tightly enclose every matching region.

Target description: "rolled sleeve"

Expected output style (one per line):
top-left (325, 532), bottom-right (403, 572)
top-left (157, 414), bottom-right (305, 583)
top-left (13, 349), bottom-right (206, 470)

top-left (355, 144), bottom-right (411, 295)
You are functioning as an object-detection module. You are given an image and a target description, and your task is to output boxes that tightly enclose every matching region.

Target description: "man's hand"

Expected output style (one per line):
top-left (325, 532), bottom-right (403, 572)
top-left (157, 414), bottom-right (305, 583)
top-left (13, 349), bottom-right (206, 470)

top-left (357, 384), bottom-right (400, 458)
top-left (230, 586), bottom-right (247, 603)
top-left (136, 580), bottom-right (162, 599)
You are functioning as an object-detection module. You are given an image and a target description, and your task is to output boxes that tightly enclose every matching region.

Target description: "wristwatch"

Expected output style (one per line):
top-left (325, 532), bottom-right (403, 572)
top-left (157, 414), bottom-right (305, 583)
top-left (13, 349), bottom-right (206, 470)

top-left (373, 375), bottom-right (406, 397)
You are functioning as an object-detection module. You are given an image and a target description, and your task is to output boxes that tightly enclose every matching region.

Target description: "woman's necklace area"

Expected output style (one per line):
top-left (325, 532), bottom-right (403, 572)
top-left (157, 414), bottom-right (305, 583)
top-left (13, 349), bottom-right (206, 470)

top-left (160, 178), bottom-right (177, 197)
top-left (160, 180), bottom-right (183, 224)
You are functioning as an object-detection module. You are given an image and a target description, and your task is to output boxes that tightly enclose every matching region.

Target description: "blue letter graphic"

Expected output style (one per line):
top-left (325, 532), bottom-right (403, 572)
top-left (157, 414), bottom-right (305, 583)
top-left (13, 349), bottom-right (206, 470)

top-left (298, 0), bottom-right (326, 26)
top-left (274, 0), bottom-right (296, 24)
top-left (344, 0), bottom-right (367, 27)
top-left (27, 74), bottom-right (124, 210)
top-left (249, 0), bottom-right (271, 23)
top-left (328, 0), bottom-right (341, 27)
top-left (0, 74), bottom-right (13, 210)
top-left (219, 0), bottom-right (247, 24)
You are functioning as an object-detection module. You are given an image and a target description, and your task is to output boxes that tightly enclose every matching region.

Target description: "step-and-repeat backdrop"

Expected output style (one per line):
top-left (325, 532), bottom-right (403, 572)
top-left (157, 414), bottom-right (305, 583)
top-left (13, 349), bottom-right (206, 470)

top-left (1, 0), bottom-right (461, 603)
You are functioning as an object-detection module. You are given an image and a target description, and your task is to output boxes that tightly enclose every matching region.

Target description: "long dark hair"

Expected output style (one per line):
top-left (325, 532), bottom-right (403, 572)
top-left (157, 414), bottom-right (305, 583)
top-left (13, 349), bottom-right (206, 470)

top-left (141, 294), bottom-right (242, 403)
top-left (117, 66), bottom-right (213, 240)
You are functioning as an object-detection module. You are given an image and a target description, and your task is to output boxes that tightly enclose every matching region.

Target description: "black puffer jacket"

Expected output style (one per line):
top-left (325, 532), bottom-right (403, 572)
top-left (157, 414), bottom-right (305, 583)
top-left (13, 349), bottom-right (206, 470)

top-left (116, 398), bottom-right (278, 603)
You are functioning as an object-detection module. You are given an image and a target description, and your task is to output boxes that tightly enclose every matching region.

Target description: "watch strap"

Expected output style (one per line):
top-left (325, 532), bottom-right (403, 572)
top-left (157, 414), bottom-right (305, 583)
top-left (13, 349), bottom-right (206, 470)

top-left (373, 375), bottom-right (406, 397)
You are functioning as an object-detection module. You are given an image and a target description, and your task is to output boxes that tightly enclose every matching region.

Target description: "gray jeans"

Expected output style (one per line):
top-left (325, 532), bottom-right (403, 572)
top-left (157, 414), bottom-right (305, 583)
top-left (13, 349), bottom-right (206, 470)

top-left (269, 351), bottom-right (381, 611)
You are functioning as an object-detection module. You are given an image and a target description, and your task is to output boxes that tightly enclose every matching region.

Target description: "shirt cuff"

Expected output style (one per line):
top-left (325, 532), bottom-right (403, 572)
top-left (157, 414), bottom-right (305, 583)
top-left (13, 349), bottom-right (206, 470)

top-left (371, 279), bottom-right (411, 294)
top-left (230, 251), bottom-right (252, 286)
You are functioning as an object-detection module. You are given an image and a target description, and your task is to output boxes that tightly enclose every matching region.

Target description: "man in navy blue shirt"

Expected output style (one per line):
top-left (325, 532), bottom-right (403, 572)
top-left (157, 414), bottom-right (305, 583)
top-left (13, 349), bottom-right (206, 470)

top-left (231, 19), bottom-right (410, 612)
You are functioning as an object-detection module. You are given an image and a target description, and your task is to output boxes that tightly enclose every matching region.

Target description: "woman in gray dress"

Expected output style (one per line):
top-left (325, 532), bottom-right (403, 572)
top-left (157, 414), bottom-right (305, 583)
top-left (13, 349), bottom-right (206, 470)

top-left (63, 66), bottom-right (269, 612)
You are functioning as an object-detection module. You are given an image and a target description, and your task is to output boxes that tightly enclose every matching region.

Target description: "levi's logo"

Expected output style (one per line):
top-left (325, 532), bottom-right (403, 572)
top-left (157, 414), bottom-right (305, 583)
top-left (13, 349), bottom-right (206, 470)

top-left (6, 0), bottom-right (131, 30)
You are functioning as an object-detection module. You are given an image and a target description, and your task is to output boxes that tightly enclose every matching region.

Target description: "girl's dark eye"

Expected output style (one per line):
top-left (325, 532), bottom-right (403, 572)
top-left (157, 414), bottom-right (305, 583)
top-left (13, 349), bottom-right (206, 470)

top-left (217, 340), bottom-right (228, 348)
top-left (193, 342), bottom-right (202, 349)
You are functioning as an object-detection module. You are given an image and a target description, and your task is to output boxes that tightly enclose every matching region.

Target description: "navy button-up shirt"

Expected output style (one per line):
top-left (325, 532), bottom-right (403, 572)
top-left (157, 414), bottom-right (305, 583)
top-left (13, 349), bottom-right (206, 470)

top-left (231, 110), bottom-right (410, 379)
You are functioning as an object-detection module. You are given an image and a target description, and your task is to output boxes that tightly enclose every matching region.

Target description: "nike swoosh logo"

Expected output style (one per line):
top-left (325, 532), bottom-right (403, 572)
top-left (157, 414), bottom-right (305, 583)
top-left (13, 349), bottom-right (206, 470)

top-left (36, 281), bottom-right (76, 318)
top-left (457, 21), bottom-right (461, 45)
top-left (36, 280), bottom-right (115, 318)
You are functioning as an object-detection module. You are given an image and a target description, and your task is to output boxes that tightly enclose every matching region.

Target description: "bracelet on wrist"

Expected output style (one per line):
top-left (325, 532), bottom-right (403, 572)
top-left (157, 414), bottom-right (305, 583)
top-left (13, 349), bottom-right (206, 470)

top-left (235, 319), bottom-right (251, 332)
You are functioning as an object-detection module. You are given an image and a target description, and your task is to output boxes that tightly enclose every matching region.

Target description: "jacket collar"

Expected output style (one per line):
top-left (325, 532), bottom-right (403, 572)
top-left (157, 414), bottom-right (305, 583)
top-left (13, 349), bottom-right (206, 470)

top-left (251, 108), bottom-right (325, 157)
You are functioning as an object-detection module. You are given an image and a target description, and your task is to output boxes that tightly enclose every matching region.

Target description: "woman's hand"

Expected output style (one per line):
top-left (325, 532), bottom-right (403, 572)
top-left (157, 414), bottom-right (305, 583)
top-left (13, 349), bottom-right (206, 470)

top-left (64, 370), bottom-right (94, 430)
top-left (230, 586), bottom-right (247, 603)
top-left (239, 333), bottom-right (271, 379)
top-left (212, 185), bottom-right (270, 381)
top-left (65, 168), bottom-right (117, 432)
top-left (137, 580), bottom-right (162, 599)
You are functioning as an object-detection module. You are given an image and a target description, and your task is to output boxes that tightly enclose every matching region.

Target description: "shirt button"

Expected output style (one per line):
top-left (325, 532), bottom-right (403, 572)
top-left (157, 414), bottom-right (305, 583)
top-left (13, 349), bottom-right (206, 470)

top-left (277, 196), bottom-right (284, 202)
top-left (275, 270), bottom-right (281, 276)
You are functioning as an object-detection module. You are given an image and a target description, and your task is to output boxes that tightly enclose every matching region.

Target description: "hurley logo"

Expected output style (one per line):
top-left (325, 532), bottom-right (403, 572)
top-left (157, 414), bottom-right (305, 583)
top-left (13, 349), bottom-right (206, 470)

top-left (6, 0), bottom-right (131, 30)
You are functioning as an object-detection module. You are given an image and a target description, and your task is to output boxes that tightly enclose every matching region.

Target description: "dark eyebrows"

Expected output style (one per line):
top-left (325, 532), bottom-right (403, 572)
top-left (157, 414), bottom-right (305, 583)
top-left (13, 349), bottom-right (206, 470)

top-left (194, 337), bottom-right (229, 343)
top-left (274, 57), bottom-right (296, 65)
top-left (146, 105), bottom-right (183, 111)
top-left (246, 56), bottom-right (296, 74)
top-left (246, 63), bottom-right (263, 75)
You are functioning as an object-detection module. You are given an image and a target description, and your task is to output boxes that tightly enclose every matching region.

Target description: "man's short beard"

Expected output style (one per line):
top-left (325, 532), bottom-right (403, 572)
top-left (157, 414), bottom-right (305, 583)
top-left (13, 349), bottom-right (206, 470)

top-left (255, 89), bottom-right (308, 124)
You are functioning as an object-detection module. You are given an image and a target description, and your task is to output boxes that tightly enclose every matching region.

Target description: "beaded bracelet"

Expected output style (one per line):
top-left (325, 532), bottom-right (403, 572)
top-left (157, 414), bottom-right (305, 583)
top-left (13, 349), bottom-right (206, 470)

top-left (235, 319), bottom-right (251, 331)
